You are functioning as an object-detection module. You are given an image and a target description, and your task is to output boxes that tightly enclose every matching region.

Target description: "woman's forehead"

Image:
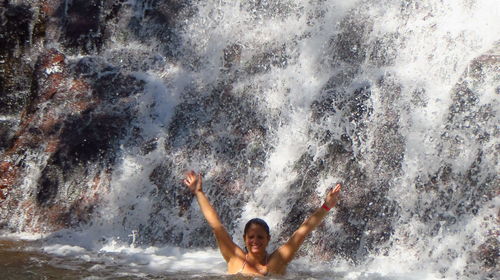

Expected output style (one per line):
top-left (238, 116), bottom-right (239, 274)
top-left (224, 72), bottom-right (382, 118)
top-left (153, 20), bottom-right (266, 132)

top-left (246, 223), bottom-right (268, 234)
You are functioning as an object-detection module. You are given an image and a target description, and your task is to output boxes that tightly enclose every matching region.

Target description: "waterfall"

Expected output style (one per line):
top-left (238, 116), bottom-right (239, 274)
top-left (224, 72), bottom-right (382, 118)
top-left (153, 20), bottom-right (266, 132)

top-left (0, 0), bottom-right (498, 278)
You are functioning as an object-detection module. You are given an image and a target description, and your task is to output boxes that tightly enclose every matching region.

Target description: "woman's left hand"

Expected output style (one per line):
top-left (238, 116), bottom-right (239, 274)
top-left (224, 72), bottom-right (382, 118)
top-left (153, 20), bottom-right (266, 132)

top-left (324, 183), bottom-right (341, 208)
top-left (184, 170), bottom-right (203, 195)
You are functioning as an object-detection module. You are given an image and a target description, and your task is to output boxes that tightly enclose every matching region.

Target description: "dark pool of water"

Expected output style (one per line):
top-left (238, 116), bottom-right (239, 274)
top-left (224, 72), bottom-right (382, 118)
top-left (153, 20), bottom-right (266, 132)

top-left (1, 239), bottom-right (225, 279)
top-left (0, 239), bottom-right (347, 280)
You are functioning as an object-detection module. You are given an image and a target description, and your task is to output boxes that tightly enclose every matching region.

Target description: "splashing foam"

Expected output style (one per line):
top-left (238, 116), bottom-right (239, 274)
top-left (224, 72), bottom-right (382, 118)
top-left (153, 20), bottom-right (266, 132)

top-left (1, 0), bottom-right (499, 279)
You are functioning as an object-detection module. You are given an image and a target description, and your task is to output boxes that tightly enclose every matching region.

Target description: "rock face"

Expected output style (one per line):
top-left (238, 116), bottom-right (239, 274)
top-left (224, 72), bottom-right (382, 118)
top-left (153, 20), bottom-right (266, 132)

top-left (0, 44), bottom-right (145, 230)
top-left (0, 1), bottom-right (498, 278)
top-left (0, 0), bottom-right (151, 230)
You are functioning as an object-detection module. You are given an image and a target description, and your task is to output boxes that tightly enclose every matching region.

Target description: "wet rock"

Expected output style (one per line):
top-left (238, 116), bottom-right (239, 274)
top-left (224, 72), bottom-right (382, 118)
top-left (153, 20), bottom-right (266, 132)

top-left (126, 0), bottom-right (196, 58)
top-left (30, 49), bottom-right (68, 105)
top-left (368, 33), bottom-right (401, 67)
top-left (0, 161), bottom-right (19, 200)
top-left (223, 43), bottom-right (242, 69)
top-left (0, 3), bottom-right (33, 56)
top-left (0, 44), bottom-right (145, 231)
top-left (141, 82), bottom-right (272, 246)
top-left (418, 43), bottom-right (500, 221)
top-left (476, 236), bottom-right (499, 270)
top-left (0, 3), bottom-right (35, 116)
top-left (60, 0), bottom-right (105, 53)
top-left (244, 44), bottom-right (290, 75)
top-left (0, 120), bottom-right (17, 152)
top-left (149, 162), bottom-right (194, 216)
top-left (242, 0), bottom-right (298, 20)
top-left (333, 9), bottom-right (372, 65)
top-left (39, 0), bottom-right (62, 16)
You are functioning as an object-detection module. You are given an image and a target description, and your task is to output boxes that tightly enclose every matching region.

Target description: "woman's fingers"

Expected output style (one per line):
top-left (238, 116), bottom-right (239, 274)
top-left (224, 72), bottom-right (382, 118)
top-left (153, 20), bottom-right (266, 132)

top-left (183, 170), bottom-right (201, 192)
top-left (324, 183), bottom-right (342, 208)
top-left (184, 178), bottom-right (194, 186)
top-left (328, 184), bottom-right (341, 195)
top-left (185, 170), bottom-right (195, 178)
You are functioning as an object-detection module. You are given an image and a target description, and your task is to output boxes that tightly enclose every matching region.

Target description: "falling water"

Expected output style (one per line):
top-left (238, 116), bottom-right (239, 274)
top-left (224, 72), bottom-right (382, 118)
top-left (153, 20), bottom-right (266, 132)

top-left (0, 0), bottom-right (498, 279)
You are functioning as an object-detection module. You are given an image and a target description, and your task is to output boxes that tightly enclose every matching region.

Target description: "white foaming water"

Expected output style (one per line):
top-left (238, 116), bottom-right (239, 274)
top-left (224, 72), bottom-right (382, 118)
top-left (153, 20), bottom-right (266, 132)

top-left (2, 0), bottom-right (499, 279)
top-left (46, 242), bottom-right (226, 274)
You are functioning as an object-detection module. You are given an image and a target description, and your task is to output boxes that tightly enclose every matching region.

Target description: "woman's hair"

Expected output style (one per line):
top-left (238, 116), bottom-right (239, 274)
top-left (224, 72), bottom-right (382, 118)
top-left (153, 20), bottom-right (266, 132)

top-left (244, 218), bottom-right (270, 237)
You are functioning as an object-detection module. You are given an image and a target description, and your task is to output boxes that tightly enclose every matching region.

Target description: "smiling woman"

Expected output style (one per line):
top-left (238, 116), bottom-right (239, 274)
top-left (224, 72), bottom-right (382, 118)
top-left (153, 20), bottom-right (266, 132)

top-left (183, 171), bottom-right (342, 276)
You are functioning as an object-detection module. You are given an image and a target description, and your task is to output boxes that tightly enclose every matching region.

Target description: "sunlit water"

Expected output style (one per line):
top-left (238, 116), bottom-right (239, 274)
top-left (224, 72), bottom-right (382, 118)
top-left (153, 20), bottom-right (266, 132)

top-left (1, 0), bottom-right (499, 279)
top-left (0, 236), bottom-right (434, 280)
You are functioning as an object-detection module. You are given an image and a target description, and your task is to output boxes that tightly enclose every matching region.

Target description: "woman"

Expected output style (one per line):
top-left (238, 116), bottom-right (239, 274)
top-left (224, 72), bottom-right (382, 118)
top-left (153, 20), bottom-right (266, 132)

top-left (183, 170), bottom-right (341, 276)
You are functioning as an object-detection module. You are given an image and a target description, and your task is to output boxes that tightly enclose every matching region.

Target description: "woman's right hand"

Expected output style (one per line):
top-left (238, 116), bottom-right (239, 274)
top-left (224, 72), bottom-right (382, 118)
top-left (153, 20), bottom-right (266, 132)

top-left (324, 183), bottom-right (341, 209)
top-left (183, 170), bottom-right (203, 194)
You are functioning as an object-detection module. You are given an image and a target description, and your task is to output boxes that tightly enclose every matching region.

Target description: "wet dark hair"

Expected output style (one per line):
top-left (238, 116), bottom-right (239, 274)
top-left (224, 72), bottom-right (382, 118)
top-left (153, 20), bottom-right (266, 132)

top-left (244, 218), bottom-right (270, 237)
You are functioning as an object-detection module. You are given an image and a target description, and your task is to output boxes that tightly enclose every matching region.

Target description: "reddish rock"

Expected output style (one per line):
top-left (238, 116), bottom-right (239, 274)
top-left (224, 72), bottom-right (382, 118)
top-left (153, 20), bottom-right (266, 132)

top-left (44, 138), bottom-right (60, 153)
top-left (38, 111), bottom-right (59, 133)
top-left (0, 161), bottom-right (18, 200)
top-left (33, 50), bottom-right (68, 103)
top-left (5, 48), bottom-right (94, 158)
top-left (39, 0), bottom-right (62, 17)
top-left (41, 73), bottom-right (65, 101)
top-left (45, 204), bottom-right (68, 231)
top-left (70, 79), bottom-right (91, 94)
top-left (475, 235), bottom-right (499, 269)
top-left (67, 79), bottom-right (94, 112)
top-left (0, 23), bottom-right (143, 232)
top-left (18, 200), bottom-right (37, 231)
top-left (41, 51), bottom-right (65, 68)
top-left (0, 48), bottom-right (97, 221)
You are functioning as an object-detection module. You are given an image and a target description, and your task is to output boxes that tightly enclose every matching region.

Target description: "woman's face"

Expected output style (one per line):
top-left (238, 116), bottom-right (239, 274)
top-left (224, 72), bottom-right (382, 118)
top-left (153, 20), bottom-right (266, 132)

top-left (244, 223), bottom-right (270, 254)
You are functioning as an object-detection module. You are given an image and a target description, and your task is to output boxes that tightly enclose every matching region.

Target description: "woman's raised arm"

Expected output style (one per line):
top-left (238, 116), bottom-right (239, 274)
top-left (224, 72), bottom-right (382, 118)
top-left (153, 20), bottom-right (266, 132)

top-left (183, 171), bottom-right (242, 262)
top-left (271, 184), bottom-right (342, 267)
